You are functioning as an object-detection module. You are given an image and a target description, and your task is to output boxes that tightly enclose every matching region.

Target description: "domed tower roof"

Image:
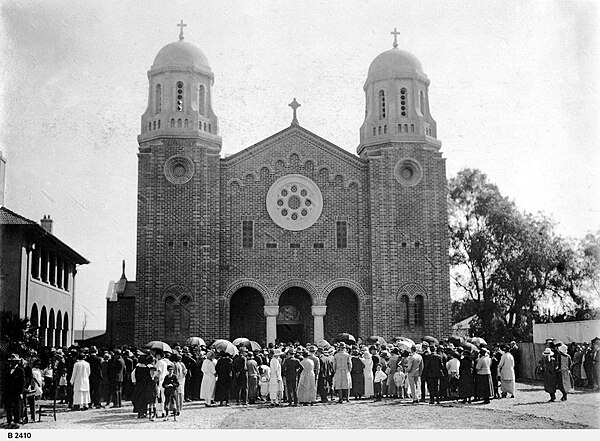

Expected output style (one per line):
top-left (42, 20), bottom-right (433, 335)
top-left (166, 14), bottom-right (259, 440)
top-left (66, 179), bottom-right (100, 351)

top-left (152, 39), bottom-right (211, 71)
top-left (366, 48), bottom-right (424, 81)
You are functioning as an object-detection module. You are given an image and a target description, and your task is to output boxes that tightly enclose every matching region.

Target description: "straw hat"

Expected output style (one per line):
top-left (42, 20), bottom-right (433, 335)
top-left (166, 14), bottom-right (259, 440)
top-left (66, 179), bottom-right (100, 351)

top-left (542, 348), bottom-right (553, 356)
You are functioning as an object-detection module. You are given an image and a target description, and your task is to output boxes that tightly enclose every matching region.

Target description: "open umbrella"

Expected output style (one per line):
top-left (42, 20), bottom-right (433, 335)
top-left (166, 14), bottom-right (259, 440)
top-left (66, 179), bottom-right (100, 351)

top-left (186, 337), bottom-right (206, 347)
top-left (249, 341), bottom-right (261, 351)
top-left (212, 339), bottom-right (238, 356)
top-left (422, 335), bottom-right (439, 346)
top-left (366, 335), bottom-right (387, 345)
top-left (396, 336), bottom-right (415, 346)
top-left (470, 337), bottom-right (487, 347)
top-left (232, 337), bottom-right (251, 349)
top-left (460, 341), bottom-right (478, 353)
top-left (334, 333), bottom-right (356, 345)
top-left (316, 339), bottom-right (331, 349)
top-left (145, 341), bottom-right (173, 354)
top-left (397, 341), bottom-right (412, 351)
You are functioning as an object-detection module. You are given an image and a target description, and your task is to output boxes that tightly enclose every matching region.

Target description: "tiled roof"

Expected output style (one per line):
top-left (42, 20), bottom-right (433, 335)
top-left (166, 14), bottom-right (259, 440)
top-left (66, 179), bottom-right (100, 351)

top-left (0, 205), bottom-right (89, 264)
top-left (0, 206), bottom-right (38, 225)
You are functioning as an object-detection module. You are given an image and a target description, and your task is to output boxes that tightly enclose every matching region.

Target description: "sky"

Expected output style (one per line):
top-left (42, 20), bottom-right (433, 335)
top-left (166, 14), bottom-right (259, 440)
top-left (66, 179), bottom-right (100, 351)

top-left (0, 0), bottom-right (598, 331)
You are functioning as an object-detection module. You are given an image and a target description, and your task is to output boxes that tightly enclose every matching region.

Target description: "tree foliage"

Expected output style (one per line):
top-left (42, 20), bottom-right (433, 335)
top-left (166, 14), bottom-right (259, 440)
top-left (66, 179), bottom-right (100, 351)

top-left (449, 169), bottom-right (599, 341)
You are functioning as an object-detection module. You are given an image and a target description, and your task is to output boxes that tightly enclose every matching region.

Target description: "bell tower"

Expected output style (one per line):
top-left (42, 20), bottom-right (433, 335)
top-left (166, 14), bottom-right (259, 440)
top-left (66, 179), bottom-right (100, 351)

top-left (135, 22), bottom-right (221, 345)
top-left (360, 29), bottom-right (451, 340)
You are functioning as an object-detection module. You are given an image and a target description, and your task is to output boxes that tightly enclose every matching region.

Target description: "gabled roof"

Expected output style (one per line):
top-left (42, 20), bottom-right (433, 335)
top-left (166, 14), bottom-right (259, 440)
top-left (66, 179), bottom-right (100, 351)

top-left (221, 124), bottom-right (366, 170)
top-left (0, 206), bottom-right (89, 265)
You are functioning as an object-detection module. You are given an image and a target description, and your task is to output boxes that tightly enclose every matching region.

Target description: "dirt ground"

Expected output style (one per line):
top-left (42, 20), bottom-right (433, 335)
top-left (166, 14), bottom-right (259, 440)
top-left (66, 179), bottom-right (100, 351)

top-left (15, 381), bottom-right (600, 430)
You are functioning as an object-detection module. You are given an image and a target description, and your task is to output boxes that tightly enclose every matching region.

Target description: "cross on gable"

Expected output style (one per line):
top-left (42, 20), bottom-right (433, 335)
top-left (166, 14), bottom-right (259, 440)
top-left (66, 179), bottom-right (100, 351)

top-left (178, 19), bottom-right (187, 40)
top-left (289, 98), bottom-right (301, 126)
top-left (391, 27), bottom-right (400, 48)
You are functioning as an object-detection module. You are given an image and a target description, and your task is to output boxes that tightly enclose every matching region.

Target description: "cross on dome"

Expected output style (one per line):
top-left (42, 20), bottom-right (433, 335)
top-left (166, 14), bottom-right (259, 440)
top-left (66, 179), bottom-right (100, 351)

top-left (289, 98), bottom-right (301, 126)
top-left (391, 27), bottom-right (400, 48)
top-left (177, 19), bottom-right (187, 40)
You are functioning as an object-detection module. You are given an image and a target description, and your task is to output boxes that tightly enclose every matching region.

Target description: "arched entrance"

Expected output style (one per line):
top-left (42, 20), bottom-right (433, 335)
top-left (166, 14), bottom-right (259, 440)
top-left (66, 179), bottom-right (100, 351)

top-left (277, 287), bottom-right (312, 344)
top-left (324, 287), bottom-right (359, 343)
top-left (230, 287), bottom-right (265, 343)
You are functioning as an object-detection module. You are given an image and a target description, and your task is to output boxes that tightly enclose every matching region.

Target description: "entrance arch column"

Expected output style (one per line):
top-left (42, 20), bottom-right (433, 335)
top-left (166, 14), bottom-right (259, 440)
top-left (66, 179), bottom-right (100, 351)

top-left (264, 306), bottom-right (280, 345)
top-left (312, 306), bottom-right (327, 342)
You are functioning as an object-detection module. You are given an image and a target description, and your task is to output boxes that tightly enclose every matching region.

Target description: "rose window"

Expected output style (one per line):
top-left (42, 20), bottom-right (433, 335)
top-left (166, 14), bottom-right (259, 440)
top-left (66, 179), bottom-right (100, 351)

top-left (266, 174), bottom-right (323, 231)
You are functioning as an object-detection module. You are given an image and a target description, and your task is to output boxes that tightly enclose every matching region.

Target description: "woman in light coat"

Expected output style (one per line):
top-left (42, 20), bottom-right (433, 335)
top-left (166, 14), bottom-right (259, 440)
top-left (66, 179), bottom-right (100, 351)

top-left (199, 351), bottom-right (217, 407)
top-left (498, 345), bottom-right (515, 398)
top-left (333, 343), bottom-right (352, 403)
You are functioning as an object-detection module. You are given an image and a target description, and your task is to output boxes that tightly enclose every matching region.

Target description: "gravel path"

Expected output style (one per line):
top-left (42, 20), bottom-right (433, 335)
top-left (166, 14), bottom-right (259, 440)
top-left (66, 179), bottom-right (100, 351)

top-left (20, 381), bottom-right (600, 430)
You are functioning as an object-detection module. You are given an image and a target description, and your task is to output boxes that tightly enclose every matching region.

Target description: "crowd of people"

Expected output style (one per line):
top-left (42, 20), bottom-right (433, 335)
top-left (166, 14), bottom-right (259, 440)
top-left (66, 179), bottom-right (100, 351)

top-left (2, 336), bottom-right (599, 428)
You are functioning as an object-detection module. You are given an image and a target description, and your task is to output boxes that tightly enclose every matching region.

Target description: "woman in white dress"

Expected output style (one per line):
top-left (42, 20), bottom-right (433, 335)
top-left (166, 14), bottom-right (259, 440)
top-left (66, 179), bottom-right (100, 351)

top-left (297, 351), bottom-right (316, 405)
top-left (362, 349), bottom-right (374, 398)
top-left (268, 349), bottom-right (283, 405)
top-left (200, 351), bottom-right (217, 407)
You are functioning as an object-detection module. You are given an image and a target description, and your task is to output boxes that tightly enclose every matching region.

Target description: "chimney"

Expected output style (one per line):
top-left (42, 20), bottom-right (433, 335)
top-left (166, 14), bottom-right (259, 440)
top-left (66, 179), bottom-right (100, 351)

top-left (40, 215), bottom-right (53, 233)
top-left (0, 150), bottom-right (6, 206)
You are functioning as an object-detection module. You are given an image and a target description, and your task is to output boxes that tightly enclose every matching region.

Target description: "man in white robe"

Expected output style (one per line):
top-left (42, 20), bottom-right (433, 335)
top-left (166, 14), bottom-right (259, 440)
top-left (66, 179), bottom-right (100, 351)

top-left (70, 353), bottom-right (91, 410)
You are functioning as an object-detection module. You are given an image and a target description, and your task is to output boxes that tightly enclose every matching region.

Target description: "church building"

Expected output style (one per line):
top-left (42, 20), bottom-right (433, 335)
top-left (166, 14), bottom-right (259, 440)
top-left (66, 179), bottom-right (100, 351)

top-left (131, 24), bottom-right (451, 346)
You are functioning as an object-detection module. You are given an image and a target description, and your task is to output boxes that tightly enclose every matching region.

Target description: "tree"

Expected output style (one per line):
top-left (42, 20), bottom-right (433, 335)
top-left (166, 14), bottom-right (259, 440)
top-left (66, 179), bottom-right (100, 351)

top-left (449, 168), bottom-right (593, 341)
top-left (0, 313), bottom-right (38, 359)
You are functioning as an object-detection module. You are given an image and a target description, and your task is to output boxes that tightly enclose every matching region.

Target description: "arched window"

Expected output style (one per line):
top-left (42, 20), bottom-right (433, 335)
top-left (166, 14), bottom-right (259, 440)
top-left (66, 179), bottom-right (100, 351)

top-left (55, 311), bottom-right (62, 348)
top-left (384, 125), bottom-right (387, 134)
top-left (397, 124), bottom-right (401, 133)
top-left (184, 119), bottom-right (189, 129)
top-left (63, 312), bottom-right (69, 347)
top-left (165, 296), bottom-right (176, 338)
top-left (198, 85), bottom-right (206, 116)
top-left (404, 124), bottom-right (408, 133)
top-left (170, 118), bottom-right (175, 129)
top-left (208, 123), bottom-right (212, 133)
top-left (148, 122), bottom-right (152, 131)
top-left (30, 304), bottom-right (39, 339)
top-left (401, 295), bottom-right (410, 326)
top-left (48, 309), bottom-right (55, 347)
top-left (378, 126), bottom-right (381, 135)
top-left (414, 295), bottom-right (424, 326)
top-left (158, 120), bottom-right (161, 129)
top-left (373, 127), bottom-right (376, 136)
top-left (410, 124), bottom-right (414, 133)
top-left (155, 84), bottom-right (162, 114)
top-left (153, 121), bottom-right (156, 130)
top-left (177, 119), bottom-right (182, 128)
top-left (419, 91), bottom-right (425, 115)
top-left (378, 90), bottom-right (386, 119)
top-left (39, 306), bottom-right (47, 347)
top-left (400, 88), bottom-right (407, 117)
top-left (176, 82), bottom-right (184, 112)
top-left (203, 122), bottom-right (207, 131)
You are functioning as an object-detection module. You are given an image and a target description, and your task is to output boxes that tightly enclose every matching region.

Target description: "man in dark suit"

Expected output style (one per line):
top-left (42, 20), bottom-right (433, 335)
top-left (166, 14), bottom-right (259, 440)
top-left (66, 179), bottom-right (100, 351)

top-left (2, 354), bottom-right (26, 429)
top-left (282, 349), bottom-right (302, 406)
top-left (317, 348), bottom-right (334, 402)
top-left (427, 346), bottom-right (445, 404)
top-left (107, 349), bottom-right (125, 407)
top-left (232, 347), bottom-right (248, 405)
top-left (87, 346), bottom-right (104, 409)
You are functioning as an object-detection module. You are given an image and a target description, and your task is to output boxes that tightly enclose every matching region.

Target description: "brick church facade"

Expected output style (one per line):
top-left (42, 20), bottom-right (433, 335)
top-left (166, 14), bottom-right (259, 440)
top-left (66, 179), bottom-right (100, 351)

top-left (129, 27), bottom-right (451, 346)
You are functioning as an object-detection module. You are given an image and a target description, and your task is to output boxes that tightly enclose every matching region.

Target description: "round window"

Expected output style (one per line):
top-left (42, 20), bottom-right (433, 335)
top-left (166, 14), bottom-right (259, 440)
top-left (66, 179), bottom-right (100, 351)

top-left (394, 158), bottom-right (423, 186)
top-left (164, 155), bottom-right (195, 185)
top-left (266, 174), bottom-right (323, 231)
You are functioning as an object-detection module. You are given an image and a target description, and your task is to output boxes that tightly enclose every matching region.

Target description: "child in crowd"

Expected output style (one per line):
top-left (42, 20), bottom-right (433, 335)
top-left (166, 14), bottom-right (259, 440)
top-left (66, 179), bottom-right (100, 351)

top-left (373, 363), bottom-right (387, 401)
top-left (393, 368), bottom-right (406, 399)
top-left (162, 365), bottom-right (179, 421)
top-left (258, 364), bottom-right (270, 402)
